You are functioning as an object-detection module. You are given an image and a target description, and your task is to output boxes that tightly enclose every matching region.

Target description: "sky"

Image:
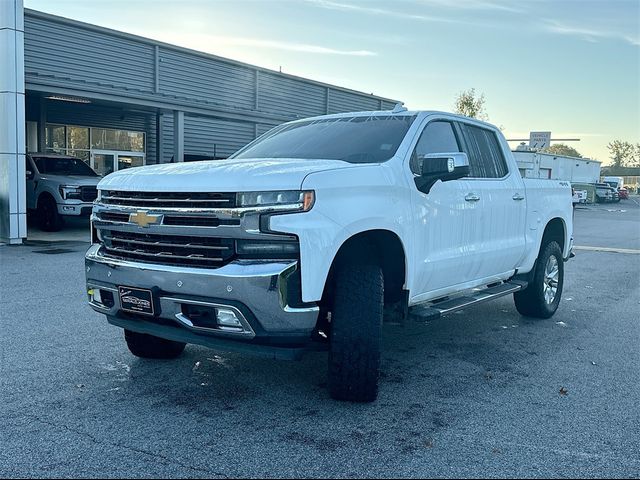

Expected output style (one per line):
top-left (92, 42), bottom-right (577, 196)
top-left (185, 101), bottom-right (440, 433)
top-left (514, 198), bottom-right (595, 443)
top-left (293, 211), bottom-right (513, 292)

top-left (24, 0), bottom-right (640, 164)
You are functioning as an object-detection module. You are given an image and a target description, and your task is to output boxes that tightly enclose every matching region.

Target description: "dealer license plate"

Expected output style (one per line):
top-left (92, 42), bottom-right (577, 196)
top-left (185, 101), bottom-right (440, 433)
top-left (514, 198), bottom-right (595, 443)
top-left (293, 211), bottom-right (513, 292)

top-left (118, 286), bottom-right (155, 316)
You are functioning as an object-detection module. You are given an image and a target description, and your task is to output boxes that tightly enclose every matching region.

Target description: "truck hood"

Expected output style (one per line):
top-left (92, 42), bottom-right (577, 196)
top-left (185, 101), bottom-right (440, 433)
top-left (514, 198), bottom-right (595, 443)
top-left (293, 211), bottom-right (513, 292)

top-left (39, 175), bottom-right (101, 187)
top-left (98, 158), bottom-right (358, 192)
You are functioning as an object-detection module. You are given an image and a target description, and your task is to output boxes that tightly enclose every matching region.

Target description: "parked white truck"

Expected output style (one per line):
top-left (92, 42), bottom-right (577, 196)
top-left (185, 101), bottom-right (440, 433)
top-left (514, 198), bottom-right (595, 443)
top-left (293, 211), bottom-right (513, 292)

top-left (86, 109), bottom-right (573, 402)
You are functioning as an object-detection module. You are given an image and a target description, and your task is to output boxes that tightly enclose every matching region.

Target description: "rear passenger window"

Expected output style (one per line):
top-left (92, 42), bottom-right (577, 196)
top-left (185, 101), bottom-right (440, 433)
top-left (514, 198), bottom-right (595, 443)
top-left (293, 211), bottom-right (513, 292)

top-left (458, 123), bottom-right (508, 178)
top-left (410, 121), bottom-right (460, 175)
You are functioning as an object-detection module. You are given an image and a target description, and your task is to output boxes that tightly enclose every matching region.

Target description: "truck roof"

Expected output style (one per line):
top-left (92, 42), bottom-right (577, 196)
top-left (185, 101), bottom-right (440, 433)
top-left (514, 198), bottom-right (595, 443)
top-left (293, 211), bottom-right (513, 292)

top-left (291, 109), bottom-right (499, 130)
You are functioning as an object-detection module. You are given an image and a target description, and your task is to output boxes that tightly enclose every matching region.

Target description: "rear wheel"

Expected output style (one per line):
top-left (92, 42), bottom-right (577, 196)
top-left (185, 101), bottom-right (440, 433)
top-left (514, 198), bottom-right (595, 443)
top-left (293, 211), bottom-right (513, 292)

top-left (514, 241), bottom-right (564, 318)
top-left (124, 329), bottom-right (186, 359)
top-left (37, 195), bottom-right (64, 231)
top-left (328, 262), bottom-right (383, 403)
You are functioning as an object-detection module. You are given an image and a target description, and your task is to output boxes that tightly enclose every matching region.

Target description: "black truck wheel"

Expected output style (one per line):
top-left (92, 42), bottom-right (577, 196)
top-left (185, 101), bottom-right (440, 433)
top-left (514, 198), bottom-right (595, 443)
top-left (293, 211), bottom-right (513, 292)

top-left (328, 262), bottom-right (383, 402)
top-left (124, 329), bottom-right (186, 359)
top-left (37, 195), bottom-right (64, 231)
top-left (514, 240), bottom-right (564, 319)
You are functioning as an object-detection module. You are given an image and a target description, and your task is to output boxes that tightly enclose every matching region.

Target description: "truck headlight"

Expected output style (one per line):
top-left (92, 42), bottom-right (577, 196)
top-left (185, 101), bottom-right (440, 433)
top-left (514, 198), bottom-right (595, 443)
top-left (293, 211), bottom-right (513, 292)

top-left (59, 185), bottom-right (82, 200)
top-left (236, 190), bottom-right (314, 211)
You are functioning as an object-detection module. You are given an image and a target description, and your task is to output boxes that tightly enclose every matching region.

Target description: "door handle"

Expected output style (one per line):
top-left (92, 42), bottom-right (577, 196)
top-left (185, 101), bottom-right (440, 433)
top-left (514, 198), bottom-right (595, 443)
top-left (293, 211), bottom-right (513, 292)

top-left (465, 193), bottom-right (481, 202)
top-left (512, 193), bottom-right (525, 201)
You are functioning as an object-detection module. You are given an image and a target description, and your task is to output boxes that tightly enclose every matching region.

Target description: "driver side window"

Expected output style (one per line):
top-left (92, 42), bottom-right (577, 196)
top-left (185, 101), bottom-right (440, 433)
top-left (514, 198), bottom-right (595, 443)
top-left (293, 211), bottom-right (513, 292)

top-left (410, 121), bottom-right (461, 175)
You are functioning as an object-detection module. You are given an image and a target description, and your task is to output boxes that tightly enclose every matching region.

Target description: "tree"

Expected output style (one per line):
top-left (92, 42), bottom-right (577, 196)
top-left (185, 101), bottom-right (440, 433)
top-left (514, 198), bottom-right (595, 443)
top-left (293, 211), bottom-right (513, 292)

top-left (542, 144), bottom-right (582, 158)
top-left (607, 140), bottom-right (635, 168)
top-left (453, 88), bottom-right (488, 120)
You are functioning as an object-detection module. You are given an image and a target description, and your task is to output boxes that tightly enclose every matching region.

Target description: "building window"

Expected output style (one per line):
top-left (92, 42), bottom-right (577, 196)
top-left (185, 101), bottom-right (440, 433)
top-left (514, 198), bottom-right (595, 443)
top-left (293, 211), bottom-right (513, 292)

top-left (44, 123), bottom-right (146, 176)
top-left (45, 124), bottom-right (66, 150)
top-left (91, 128), bottom-right (145, 152)
top-left (67, 126), bottom-right (89, 150)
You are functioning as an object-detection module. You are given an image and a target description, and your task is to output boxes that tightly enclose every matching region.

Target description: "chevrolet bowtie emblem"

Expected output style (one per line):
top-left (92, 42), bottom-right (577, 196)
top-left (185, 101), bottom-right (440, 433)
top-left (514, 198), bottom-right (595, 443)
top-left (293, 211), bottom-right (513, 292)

top-left (129, 210), bottom-right (162, 228)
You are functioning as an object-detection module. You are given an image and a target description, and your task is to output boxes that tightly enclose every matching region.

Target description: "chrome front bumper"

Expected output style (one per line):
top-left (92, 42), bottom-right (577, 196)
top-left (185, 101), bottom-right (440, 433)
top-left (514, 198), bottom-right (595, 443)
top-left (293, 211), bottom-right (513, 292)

top-left (85, 245), bottom-right (319, 353)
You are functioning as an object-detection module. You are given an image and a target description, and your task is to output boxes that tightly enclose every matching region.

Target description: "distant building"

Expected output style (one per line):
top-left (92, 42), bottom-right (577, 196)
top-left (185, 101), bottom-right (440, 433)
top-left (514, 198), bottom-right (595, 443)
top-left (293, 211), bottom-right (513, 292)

top-left (513, 151), bottom-right (601, 183)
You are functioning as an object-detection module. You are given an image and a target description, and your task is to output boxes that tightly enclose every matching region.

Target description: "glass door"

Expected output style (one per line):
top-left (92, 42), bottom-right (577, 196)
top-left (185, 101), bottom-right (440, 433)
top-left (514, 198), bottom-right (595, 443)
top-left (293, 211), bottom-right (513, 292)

top-left (90, 150), bottom-right (146, 176)
top-left (91, 151), bottom-right (116, 177)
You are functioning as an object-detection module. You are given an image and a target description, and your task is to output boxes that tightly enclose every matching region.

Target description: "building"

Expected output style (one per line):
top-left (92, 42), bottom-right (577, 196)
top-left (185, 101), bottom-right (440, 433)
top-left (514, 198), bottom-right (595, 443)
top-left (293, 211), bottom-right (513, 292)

top-left (513, 150), bottom-right (602, 183)
top-left (600, 166), bottom-right (640, 193)
top-left (0, 1), bottom-right (400, 244)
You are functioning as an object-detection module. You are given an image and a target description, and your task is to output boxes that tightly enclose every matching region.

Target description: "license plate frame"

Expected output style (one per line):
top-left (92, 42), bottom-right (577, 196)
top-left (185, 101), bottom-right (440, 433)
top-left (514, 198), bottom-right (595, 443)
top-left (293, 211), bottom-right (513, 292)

top-left (118, 286), bottom-right (155, 316)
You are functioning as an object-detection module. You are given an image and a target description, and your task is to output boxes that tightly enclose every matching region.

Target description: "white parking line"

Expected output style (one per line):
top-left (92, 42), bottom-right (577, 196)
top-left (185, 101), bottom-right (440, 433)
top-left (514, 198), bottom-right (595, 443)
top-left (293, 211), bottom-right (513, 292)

top-left (574, 245), bottom-right (640, 254)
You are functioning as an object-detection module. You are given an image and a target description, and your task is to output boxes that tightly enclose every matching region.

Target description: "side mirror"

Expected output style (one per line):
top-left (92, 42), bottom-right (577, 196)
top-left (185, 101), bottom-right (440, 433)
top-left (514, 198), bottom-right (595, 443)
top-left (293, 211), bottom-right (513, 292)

top-left (415, 152), bottom-right (470, 194)
top-left (26, 170), bottom-right (34, 180)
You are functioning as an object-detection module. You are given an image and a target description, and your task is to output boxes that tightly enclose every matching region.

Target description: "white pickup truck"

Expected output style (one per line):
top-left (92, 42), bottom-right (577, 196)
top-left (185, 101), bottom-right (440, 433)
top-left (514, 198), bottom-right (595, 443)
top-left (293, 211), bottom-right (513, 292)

top-left (85, 108), bottom-right (573, 402)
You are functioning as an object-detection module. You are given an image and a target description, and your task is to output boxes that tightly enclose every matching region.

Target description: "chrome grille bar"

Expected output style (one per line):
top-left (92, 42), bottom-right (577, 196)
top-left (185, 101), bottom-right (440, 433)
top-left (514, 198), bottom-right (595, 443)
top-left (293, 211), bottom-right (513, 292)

top-left (105, 246), bottom-right (225, 263)
top-left (101, 191), bottom-right (236, 209)
top-left (100, 230), bottom-right (235, 268)
top-left (102, 234), bottom-right (230, 250)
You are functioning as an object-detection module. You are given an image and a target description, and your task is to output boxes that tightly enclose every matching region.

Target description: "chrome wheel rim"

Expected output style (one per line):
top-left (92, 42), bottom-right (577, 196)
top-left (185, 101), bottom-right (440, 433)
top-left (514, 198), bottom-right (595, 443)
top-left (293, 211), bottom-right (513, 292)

top-left (543, 255), bottom-right (559, 304)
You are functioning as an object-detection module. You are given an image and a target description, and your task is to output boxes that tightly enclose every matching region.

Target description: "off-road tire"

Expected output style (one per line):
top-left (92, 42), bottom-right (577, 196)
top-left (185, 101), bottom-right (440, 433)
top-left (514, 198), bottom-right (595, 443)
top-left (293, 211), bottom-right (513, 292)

top-left (124, 329), bottom-right (186, 359)
top-left (37, 195), bottom-right (64, 232)
top-left (514, 240), bottom-right (564, 318)
top-left (328, 262), bottom-right (383, 402)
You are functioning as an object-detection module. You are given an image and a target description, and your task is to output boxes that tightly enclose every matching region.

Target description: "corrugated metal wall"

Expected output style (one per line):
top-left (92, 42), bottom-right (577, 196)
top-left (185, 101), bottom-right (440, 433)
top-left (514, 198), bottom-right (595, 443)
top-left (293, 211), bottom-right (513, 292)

top-left (258, 72), bottom-right (327, 118)
top-left (24, 16), bottom-right (156, 95)
top-left (159, 49), bottom-right (256, 110)
top-left (24, 9), bottom-right (402, 163)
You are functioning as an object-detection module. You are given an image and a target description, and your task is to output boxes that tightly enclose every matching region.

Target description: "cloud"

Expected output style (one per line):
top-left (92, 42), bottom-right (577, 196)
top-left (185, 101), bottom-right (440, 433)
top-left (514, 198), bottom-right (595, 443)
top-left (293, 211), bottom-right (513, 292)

top-left (154, 31), bottom-right (377, 57)
top-left (411, 0), bottom-right (524, 14)
top-left (216, 36), bottom-right (377, 56)
top-left (305, 0), bottom-right (463, 24)
top-left (544, 19), bottom-right (640, 47)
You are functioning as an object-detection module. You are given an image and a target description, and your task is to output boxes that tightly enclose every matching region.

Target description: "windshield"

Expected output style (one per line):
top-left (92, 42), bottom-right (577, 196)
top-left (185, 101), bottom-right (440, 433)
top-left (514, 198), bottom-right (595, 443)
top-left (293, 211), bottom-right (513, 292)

top-left (232, 115), bottom-right (416, 163)
top-left (32, 156), bottom-right (98, 176)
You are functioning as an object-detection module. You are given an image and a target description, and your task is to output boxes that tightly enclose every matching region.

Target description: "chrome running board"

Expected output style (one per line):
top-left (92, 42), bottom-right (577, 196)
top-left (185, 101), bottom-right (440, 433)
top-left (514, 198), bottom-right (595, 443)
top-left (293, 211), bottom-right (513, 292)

top-left (409, 280), bottom-right (528, 322)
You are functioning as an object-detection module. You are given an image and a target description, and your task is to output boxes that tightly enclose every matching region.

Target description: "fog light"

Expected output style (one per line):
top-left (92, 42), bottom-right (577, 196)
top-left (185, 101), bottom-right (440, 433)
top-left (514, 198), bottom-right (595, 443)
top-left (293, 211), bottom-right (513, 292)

top-left (216, 308), bottom-right (242, 329)
top-left (63, 206), bottom-right (75, 212)
top-left (89, 288), bottom-right (102, 304)
top-left (92, 288), bottom-right (102, 303)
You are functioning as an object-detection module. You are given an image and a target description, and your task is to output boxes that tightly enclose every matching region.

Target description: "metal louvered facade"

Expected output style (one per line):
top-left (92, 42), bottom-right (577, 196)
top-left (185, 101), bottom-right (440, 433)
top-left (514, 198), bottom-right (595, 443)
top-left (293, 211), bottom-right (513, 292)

top-left (22, 8), bottom-right (401, 167)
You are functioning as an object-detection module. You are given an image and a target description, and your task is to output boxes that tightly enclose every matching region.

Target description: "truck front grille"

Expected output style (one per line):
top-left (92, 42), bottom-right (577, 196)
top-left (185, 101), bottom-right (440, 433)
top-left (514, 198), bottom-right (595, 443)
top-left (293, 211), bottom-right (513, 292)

top-left (101, 230), bottom-right (235, 268)
top-left (101, 191), bottom-right (236, 209)
top-left (81, 186), bottom-right (98, 202)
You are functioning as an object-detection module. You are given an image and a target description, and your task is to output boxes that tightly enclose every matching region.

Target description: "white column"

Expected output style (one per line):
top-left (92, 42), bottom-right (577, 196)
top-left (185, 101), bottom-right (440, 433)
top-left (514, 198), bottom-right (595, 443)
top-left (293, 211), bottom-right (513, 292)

top-left (0, 0), bottom-right (26, 244)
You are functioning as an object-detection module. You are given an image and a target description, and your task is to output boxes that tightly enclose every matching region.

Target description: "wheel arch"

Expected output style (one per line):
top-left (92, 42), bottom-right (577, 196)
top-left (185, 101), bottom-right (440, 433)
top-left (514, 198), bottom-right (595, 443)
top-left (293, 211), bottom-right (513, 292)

top-left (541, 217), bottom-right (566, 254)
top-left (37, 190), bottom-right (57, 209)
top-left (320, 229), bottom-right (408, 307)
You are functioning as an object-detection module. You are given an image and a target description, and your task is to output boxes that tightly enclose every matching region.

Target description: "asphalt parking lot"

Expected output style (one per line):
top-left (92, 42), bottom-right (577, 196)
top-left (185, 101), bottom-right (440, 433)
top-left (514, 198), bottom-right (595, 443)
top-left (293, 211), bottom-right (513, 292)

top-left (1, 200), bottom-right (639, 478)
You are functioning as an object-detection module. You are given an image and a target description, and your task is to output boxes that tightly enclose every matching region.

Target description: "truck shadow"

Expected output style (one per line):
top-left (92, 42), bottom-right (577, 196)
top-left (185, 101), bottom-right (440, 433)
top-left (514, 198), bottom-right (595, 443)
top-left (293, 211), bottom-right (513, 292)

top-left (118, 294), bottom-right (571, 434)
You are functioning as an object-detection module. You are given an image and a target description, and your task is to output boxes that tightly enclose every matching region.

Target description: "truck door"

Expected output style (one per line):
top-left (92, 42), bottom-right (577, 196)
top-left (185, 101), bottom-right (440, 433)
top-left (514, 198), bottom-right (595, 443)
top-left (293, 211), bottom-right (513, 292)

top-left (454, 122), bottom-right (527, 278)
top-left (407, 119), bottom-right (485, 299)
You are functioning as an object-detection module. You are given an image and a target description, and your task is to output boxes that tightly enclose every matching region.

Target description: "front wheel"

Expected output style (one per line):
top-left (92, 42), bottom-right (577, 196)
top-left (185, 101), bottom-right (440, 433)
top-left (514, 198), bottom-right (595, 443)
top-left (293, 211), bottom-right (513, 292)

top-left (514, 241), bottom-right (564, 318)
top-left (37, 195), bottom-right (64, 231)
top-left (124, 329), bottom-right (186, 359)
top-left (328, 262), bottom-right (383, 403)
